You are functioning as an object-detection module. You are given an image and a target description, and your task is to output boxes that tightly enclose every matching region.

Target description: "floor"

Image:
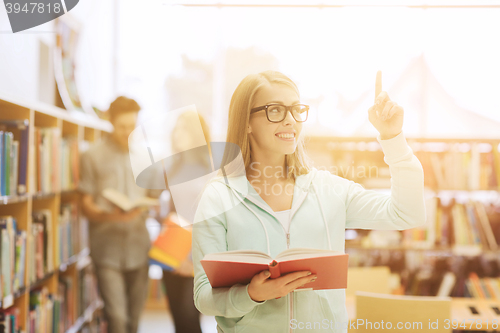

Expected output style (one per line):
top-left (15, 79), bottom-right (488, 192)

top-left (138, 309), bottom-right (218, 333)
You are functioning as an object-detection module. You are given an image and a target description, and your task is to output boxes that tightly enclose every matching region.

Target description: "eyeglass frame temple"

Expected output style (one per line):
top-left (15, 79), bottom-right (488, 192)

top-left (249, 104), bottom-right (309, 123)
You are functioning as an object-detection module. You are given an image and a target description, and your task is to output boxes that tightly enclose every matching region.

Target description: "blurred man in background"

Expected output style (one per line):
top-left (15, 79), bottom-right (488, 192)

top-left (78, 96), bottom-right (162, 333)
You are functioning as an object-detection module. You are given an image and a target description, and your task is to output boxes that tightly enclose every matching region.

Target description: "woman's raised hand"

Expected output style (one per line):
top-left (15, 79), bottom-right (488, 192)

top-left (247, 270), bottom-right (317, 302)
top-left (368, 70), bottom-right (404, 140)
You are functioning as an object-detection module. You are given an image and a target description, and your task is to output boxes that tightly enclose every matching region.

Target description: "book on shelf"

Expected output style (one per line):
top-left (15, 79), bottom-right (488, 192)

top-left (1, 219), bottom-right (12, 301)
top-left (33, 127), bottom-right (62, 194)
top-left (32, 210), bottom-right (54, 276)
top-left (201, 248), bottom-right (349, 290)
top-left (0, 131), bottom-right (14, 197)
top-left (14, 230), bottom-right (26, 292)
top-left (149, 214), bottom-right (192, 272)
top-left (101, 188), bottom-right (159, 212)
top-left (0, 120), bottom-right (29, 197)
top-left (57, 202), bottom-right (81, 267)
top-left (32, 223), bottom-right (45, 281)
top-left (28, 209), bottom-right (55, 283)
top-left (0, 215), bottom-right (26, 303)
top-left (29, 287), bottom-right (54, 333)
top-left (60, 137), bottom-right (80, 192)
top-left (0, 306), bottom-right (21, 333)
top-left (436, 272), bottom-right (456, 297)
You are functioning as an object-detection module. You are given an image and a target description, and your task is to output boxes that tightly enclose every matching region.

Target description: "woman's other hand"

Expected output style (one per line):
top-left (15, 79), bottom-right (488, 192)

top-left (247, 270), bottom-right (317, 302)
top-left (368, 70), bottom-right (404, 140)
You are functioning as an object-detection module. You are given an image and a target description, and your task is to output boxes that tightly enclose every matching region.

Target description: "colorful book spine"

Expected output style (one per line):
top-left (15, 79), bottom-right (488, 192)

top-left (0, 120), bottom-right (29, 196)
top-left (4, 132), bottom-right (12, 196)
top-left (0, 131), bottom-right (4, 196)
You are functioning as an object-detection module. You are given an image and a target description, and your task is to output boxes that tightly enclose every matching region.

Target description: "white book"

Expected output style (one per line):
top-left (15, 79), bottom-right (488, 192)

top-left (437, 272), bottom-right (456, 297)
top-left (102, 188), bottom-right (159, 212)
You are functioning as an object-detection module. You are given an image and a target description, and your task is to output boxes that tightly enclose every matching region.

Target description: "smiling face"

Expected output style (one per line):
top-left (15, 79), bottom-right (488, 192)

top-left (247, 83), bottom-right (302, 159)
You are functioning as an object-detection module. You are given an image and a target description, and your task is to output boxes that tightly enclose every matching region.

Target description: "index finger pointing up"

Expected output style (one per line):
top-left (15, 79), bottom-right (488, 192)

top-left (375, 70), bottom-right (382, 102)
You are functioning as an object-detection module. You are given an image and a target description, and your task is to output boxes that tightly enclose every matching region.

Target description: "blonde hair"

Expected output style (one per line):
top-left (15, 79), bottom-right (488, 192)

top-left (225, 70), bottom-right (311, 179)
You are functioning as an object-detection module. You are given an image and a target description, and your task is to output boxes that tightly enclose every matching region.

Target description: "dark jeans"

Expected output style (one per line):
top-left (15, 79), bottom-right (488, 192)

top-left (162, 270), bottom-right (203, 333)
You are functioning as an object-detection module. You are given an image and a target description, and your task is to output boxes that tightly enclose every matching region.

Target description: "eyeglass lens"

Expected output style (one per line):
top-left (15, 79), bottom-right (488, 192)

top-left (267, 105), bottom-right (308, 122)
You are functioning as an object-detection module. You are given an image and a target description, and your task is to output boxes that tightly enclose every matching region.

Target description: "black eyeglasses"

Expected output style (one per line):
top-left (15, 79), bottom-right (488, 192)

top-left (250, 103), bottom-right (309, 123)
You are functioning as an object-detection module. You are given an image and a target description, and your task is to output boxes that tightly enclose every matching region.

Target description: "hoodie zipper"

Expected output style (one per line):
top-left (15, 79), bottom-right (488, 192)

top-left (286, 192), bottom-right (307, 333)
top-left (233, 189), bottom-right (308, 333)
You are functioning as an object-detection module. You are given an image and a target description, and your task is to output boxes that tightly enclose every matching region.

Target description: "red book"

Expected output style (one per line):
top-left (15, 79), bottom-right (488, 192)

top-left (201, 248), bottom-right (348, 290)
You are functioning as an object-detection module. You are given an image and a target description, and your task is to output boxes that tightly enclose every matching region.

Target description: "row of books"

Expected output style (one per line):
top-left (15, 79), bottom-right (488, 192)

top-left (29, 279), bottom-right (74, 333)
top-left (58, 202), bottom-right (87, 266)
top-left (402, 198), bottom-right (499, 253)
top-left (466, 272), bottom-right (500, 299)
top-left (28, 203), bottom-right (89, 286)
top-left (0, 306), bottom-right (21, 333)
top-left (33, 126), bottom-right (80, 195)
top-left (415, 143), bottom-right (500, 191)
top-left (29, 268), bottom-right (100, 333)
top-left (0, 215), bottom-right (27, 303)
top-left (321, 141), bottom-right (500, 191)
top-left (0, 120), bottom-right (29, 197)
top-left (29, 287), bottom-right (55, 333)
top-left (0, 274), bottom-right (101, 333)
top-left (29, 210), bottom-right (54, 283)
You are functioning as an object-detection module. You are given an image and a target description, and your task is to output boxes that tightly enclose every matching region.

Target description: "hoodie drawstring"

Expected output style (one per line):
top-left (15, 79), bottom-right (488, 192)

top-left (228, 182), bottom-right (332, 255)
top-left (230, 188), bottom-right (272, 256)
top-left (312, 183), bottom-right (333, 251)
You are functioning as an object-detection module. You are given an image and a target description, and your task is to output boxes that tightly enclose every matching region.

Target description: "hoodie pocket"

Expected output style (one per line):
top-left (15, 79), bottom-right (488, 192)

top-left (293, 290), bottom-right (341, 332)
top-left (318, 289), bottom-right (349, 333)
top-left (235, 304), bottom-right (260, 333)
top-left (317, 290), bottom-right (337, 322)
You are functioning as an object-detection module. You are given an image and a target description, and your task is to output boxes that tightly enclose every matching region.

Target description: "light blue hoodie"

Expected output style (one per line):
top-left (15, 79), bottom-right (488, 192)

top-left (192, 131), bottom-right (426, 333)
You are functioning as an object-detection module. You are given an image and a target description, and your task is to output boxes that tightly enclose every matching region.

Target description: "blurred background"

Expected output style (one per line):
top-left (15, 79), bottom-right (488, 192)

top-left (2, 1), bottom-right (500, 333)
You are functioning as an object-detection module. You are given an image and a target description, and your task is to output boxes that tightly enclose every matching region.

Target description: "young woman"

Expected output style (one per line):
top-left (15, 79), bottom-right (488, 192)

top-left (192, 70), bottom-right (425, 333)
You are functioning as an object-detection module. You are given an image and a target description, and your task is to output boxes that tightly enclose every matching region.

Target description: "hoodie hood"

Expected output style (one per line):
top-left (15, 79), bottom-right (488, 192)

top-left (207, 167), bottom-right (332, 255)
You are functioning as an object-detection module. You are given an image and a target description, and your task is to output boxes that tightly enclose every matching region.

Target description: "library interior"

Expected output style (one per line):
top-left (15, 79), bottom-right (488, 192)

top-left (1, 1), bottom-right (500, 333)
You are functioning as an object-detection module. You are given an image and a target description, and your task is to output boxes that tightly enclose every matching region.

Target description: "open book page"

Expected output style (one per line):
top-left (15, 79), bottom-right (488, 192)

top-left (102, 188), bottom-right (159, 211)
top-left (275, 247), bottom-right (345, 262)
top-left (202, 249), bottom-right (272, 264)
top-left (202, 247), bottom-right (343, 264)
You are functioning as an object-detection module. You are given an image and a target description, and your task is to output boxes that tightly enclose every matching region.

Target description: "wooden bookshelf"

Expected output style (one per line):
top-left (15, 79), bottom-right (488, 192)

top-left (306, 135), bottom-right (500, 297)
top-left (0, 93), bottom-right (111, 332)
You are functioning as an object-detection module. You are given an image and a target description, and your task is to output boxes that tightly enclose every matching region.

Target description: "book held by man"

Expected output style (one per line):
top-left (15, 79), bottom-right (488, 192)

top-left (201, 248), bottom-right (348, 290)
top-left (102, 188), bottom-right (159, 212)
